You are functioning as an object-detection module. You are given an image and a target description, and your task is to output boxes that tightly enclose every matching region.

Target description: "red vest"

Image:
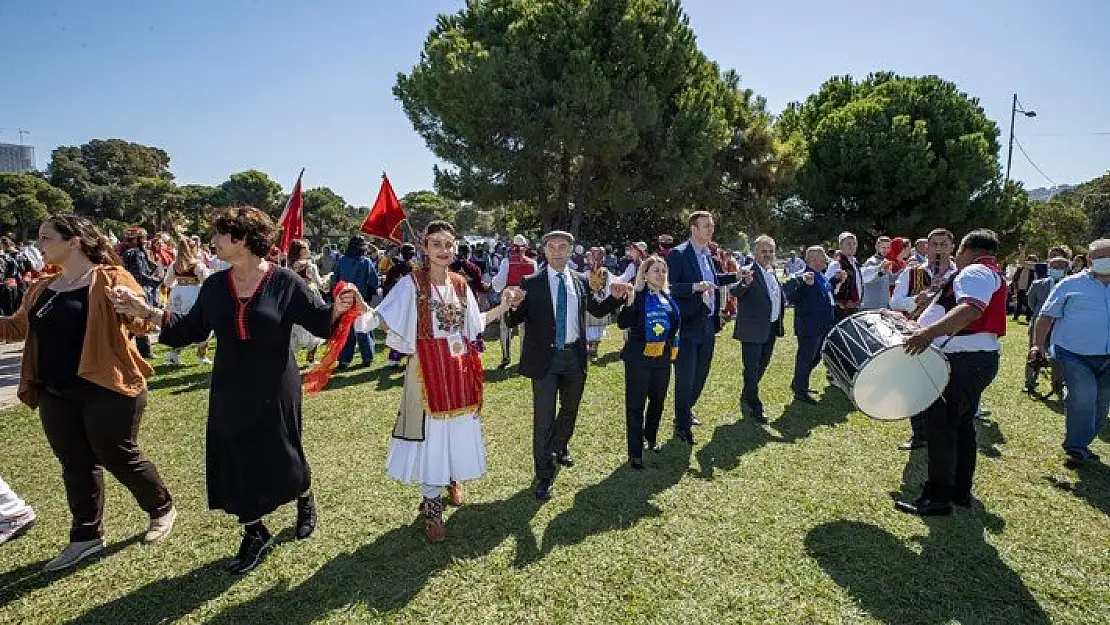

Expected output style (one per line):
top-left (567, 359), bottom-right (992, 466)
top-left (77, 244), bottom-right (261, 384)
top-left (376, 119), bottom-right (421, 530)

top-left (938, 257), bottom-right (1007, 337)
top-left (506, 250), bottom-right (533, 287)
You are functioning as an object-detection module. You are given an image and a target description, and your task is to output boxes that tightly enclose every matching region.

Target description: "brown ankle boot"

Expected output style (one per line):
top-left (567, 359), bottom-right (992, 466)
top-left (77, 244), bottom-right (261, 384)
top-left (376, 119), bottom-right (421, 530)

top-left (447, 481), bottom-right (465, 507)
top-left (419, 497), bottom-right (446, 543)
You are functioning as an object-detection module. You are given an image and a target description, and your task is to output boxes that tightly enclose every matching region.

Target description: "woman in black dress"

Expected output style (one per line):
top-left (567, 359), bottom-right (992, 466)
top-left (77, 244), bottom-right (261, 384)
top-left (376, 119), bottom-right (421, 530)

top-left (616, 255), bottom-right (680, 470)
top-left (111, 206), bottom-right (360, 574)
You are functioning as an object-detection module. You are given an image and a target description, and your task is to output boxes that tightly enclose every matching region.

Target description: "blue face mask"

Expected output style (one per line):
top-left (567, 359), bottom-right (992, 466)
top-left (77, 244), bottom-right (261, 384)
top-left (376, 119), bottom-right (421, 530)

top-left (1048, 268), bottom-right (1066, 280)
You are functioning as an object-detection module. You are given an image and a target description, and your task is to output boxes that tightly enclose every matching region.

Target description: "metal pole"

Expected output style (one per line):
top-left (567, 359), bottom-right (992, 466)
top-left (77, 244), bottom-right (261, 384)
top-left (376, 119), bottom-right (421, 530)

top-left (1005, 93), bottom-right (1017, 186)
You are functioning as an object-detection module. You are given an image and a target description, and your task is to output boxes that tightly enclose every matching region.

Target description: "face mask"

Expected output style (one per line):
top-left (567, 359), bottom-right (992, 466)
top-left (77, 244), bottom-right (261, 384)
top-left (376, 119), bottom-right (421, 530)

top-left (1048, 268), bottom-right (1066, 280)
top-left (1091, 257), bottom-right (1110, 274)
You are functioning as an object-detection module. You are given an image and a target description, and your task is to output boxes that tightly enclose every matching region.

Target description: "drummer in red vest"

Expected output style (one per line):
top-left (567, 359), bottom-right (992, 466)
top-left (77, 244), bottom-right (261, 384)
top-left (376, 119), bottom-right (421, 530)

top-left (492, 234), bottom-right (538, 369)
top-left (825, 232), bottom-right (863, 322)
top-left (898, 229), bottom-right (1006, 516)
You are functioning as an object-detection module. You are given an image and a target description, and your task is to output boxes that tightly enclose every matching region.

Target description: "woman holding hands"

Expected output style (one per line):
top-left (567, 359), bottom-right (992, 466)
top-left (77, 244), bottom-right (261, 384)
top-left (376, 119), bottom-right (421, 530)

top-left (616, 255), bottom-right (680, 469)
top-left (111, 206), bottom-right (363, 574)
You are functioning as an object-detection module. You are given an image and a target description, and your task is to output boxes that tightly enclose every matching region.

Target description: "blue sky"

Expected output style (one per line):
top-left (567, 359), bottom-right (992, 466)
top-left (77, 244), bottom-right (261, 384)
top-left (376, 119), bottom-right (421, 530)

top-left (3, 0), bottom-right (1107, 204)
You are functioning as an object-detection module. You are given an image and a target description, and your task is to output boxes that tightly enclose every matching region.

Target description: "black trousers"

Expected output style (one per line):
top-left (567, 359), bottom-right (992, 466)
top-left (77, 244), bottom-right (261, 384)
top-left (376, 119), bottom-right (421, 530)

top-left (1012, 290), bottom-right (1029, 320)
top-left (741, 335), bottom-right (777, 411)
top-left (39, 385), bottom-right (173, 542)
top-left (624, 363), bottom-right (670, 459)
top-left (531, 347), bottom-right (585, 480)
top-left (921, 351), bottom-right (1000, 503)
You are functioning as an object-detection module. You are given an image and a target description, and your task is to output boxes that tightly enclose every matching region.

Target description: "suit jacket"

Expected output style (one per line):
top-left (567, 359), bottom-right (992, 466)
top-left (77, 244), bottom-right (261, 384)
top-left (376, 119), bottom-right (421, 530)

top-left (730, 264), bottom-right (786, 344)
top-left (1026, 277), bottom-right (1056, 321)
top-left (782, 265), bottom-right (836, 338)
top-left (504, 268), bottom-right (623, 379)
top-left (616, 289), bottom-right (681, 369)
top-left (665, 240), bottom-right (739, 343)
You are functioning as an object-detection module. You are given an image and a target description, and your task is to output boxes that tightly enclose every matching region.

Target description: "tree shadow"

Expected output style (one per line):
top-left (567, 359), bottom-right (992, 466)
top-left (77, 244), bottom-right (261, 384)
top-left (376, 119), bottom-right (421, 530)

top-left (1046, 460), bottom-right (1110, 518)
top-left (68, 559), bottom-right (240, 624)
top-left (206, 488), bottom-right (542, 624)
top-left (0, 536), bottom-right (142, 609)
top-left (806, 515), bottom-right (1049, 624)
top-left (694, 391), bottom-right (852, 480)
top-left (539, 439), bottom-right (692, 556)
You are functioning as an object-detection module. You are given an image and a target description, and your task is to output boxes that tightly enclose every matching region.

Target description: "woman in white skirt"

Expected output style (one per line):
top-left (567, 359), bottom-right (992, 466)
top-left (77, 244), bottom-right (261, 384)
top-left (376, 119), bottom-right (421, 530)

top-left (375, 220), bottom-right (520, 542)
top-left (288, 239), bottom-right (328, 365)
top-left (163, 234), bottom-right (211, 365)
top-left (585, 246), bottom-right (613, 359)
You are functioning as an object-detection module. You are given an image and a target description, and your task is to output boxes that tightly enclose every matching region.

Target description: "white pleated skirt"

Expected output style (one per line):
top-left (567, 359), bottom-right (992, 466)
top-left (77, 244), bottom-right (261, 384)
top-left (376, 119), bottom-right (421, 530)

top-left (386, 413), bottom-right (487, 486)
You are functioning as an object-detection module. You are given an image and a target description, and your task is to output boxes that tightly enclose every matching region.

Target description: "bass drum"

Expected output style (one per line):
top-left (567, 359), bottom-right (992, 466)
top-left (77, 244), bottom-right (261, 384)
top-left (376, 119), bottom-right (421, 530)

top-left (821, 311), bottom-right (949, 420)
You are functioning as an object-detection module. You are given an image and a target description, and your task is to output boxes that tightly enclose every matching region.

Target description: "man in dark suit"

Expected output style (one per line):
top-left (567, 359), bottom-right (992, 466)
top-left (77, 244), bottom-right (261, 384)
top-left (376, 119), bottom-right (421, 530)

top-left (731, 235), bottom-right (786, 423)
top-left (504, 231), bottom-right (630, 500)
top-left (665, 211), bottom-right (739, 444)
top-left (783, 246), bottom-right (837, 405)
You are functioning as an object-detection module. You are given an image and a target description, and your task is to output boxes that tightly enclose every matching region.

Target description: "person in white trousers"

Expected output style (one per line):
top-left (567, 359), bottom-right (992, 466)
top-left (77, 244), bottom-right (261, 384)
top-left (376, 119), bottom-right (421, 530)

top-left (0, 474), bottom-right (36, 544)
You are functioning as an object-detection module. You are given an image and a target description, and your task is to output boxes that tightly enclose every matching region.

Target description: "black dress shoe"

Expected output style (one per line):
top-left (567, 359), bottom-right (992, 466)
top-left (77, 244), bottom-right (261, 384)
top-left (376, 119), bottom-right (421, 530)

top-left (793, 393), bottom-right (817, 405)
top-left (534, 478), bottom-right (555, 501)
top-left (295, 493), bottom-right (317, 540)
top-left (646, 440), bottom-right (662, 453)
top-left (228, 527), bottom-right (274, 574)
top-left (894, 497), bottom-right (952, 517)
top-left (898, 439), bottom-right (926, 451)
top-left (497, 359), bottom-right (510, 369)
top-left (555, 451), bottom-right (575, 468)
top-left (691, 416), bottom-right (702, 427)
top-left (630, 458), bottom-right (644, 470)
top-left (674, 428), bottom-right (696, 445)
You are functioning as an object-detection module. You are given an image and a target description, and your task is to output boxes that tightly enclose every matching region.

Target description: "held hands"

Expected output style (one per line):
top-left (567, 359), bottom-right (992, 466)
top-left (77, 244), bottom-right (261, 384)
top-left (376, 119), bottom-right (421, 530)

top-left (333, 284), bottom-right (368, 318)
top-left (501, 286), bottom-right (525, 308)
top-left (108, 286), bottom-right (152, 319)
top-left (801, 271), bottom-right (815, 286)
top-left (693, 281), bottom-right (715, 293)
top-left (738, 268), bottom-right (754, 286)
top-left (835, 269), bottom-right (848, 282)
top-left (609, 282), bottom-right (634, 299)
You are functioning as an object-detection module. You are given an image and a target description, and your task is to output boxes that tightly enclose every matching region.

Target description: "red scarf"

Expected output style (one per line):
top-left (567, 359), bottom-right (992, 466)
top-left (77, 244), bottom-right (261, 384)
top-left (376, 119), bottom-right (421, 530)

top-left (303, 280), bottom-right (359, 396)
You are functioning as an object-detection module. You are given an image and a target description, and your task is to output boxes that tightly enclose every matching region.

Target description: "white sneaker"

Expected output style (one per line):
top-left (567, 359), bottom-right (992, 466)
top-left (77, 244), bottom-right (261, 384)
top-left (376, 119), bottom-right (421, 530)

top-left (165, 351), bottom-right (181, 366)
top-left (144, 505), bottom-right (177, 543)
top-left (198, 357), bottom-right (213, 365)
top-left (44, 538), bottom-right (105, 572)
top-left (0, 508), bottom-right (36, 545)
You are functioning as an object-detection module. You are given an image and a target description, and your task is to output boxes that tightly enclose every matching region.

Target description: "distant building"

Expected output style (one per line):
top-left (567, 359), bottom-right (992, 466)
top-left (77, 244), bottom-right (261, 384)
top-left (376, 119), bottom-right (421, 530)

top-left (0, 143), bottom-right (35, 173)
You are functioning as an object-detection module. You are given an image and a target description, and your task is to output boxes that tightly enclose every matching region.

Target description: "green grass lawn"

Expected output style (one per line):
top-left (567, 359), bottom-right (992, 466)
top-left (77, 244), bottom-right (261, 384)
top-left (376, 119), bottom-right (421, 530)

top-left (1, 316), bottom-right (1108, 624)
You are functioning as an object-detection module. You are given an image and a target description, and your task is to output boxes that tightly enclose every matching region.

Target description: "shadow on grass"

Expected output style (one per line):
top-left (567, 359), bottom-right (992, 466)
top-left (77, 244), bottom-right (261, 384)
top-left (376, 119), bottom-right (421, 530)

top-left (1047, 460), bottom-right (1110, 518)
top-left (695, 391), bottom-right (852, 480)
top-left (146, 368), bottom-right (212, 392)
top-left (589, 351), bottom-right (622, 368)
top-left (539, 439), bottom-right (691, 556)
top-left (205, 488), bottom-right (542, 624)
top-left (806, 514), bottom-right (1050, 624)
top-left (0, 536), bottom-right (142, 610)
top-left (68, 559), bottom-right (239, 624)
top-left (317, 364), bottom-right (403, 393)
top-left (976, 418), bottom-right (1007, 458)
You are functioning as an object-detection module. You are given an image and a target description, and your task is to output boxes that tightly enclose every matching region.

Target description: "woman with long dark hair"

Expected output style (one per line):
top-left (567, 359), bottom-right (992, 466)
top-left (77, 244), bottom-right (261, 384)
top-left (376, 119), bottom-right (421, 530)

top-left (111, 206), bottom-right (361, 574)
top-left (1, 214), bottom-right (175, 571)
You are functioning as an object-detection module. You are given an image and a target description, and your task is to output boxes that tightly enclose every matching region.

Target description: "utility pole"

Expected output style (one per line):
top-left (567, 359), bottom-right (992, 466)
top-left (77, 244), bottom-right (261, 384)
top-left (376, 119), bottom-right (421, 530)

top-left (1004, 94), bottom-right (1037, 186)
top-left (17, 129), bottom-right (30, 145)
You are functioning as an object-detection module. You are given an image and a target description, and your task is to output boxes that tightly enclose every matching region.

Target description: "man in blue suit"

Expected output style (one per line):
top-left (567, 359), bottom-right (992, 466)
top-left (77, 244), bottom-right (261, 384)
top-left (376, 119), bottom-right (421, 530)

top-left (783, 246), bottom-right (837, 404)
top-left (666, 211), bottom-right (739, 444)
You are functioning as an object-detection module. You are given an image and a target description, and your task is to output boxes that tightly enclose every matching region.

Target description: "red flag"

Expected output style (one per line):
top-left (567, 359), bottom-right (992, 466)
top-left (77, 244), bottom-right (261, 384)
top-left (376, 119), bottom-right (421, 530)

top-left (360, 173), bottom-right (406, 243)
top-left (278, 168), bottom-right (305, 252)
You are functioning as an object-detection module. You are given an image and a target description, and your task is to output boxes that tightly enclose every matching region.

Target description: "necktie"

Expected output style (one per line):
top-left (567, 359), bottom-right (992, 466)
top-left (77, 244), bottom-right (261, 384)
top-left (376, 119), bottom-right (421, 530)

top-left (555, 273), bottom-right (568, 348)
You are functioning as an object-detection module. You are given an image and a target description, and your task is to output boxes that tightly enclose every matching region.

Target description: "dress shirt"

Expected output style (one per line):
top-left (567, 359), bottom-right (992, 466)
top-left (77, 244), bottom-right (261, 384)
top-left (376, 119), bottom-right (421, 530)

top-left (762, 265), bottom-right (782, 322)
top-left (547, 264), bottom-right (580, 344)
top-left (691, 240), bottom-right (717, 314)
top-left (1039, 270), bottom-right (1110, 356)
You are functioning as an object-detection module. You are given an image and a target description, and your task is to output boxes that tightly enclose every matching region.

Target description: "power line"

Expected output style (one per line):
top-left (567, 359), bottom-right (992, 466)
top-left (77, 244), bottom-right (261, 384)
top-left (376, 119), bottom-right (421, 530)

top-left (1013, 135), bottom-right (1056, 187)
top-left (1024, 132), bottom-right (1110, 137)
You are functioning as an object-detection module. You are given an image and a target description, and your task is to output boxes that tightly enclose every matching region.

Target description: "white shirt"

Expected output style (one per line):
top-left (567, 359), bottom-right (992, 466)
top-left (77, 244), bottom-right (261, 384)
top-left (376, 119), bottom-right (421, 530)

top-left (761, 265), bottom-right (782, 322)
top-left (917, 263), bottom-right (1002, 353)
top-left (547, 265), bottom-right (581, 344)
top-left (889, 262), bottom-right (957, 312)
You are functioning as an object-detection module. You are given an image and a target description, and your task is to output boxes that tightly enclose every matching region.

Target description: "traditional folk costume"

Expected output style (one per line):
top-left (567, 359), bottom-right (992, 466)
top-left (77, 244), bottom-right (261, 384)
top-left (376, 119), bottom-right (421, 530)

top-left (826, 252), bottom-right (862, 322)
top-left (290, 259), bottom-right (328, 361)
top-left (375, 269), bottom-right (490, 542)
top-left (584, 248), bottom-right (613, 359)
top-left (163, 258), bottom-right (211, 364)
top-left (492, 240), bottom-right (536, 366)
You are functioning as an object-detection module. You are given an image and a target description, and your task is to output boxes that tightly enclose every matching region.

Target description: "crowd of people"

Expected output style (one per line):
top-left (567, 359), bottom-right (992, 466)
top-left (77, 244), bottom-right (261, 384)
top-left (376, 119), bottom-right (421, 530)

top-left (0, 207), bottom-right (1107, 578)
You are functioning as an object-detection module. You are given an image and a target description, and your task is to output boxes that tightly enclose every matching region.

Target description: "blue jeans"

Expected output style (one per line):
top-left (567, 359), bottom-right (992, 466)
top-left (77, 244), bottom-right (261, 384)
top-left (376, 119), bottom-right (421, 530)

top-left (1057, 347), bottom-right (1110, 457)
top-left (339, 331), bottom-right (374, 365)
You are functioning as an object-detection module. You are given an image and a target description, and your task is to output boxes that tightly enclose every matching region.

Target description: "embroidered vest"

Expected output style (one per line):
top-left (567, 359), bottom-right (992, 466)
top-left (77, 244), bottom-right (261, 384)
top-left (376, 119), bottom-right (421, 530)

top-left (506, 250), bottom-right (532, 287)
top-left (834, 253), bottom-right (860, 304)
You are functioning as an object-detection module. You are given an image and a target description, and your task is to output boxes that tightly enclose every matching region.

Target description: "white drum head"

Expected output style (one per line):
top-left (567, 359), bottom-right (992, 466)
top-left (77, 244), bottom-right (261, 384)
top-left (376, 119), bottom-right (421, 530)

top-left (851, 346), bottom-right (950, 420)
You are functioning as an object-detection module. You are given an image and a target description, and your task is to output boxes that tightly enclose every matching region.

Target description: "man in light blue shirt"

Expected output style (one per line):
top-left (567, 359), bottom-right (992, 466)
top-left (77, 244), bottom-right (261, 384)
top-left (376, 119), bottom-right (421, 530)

top-left (1032, 239), bottom-right (1110, 463)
